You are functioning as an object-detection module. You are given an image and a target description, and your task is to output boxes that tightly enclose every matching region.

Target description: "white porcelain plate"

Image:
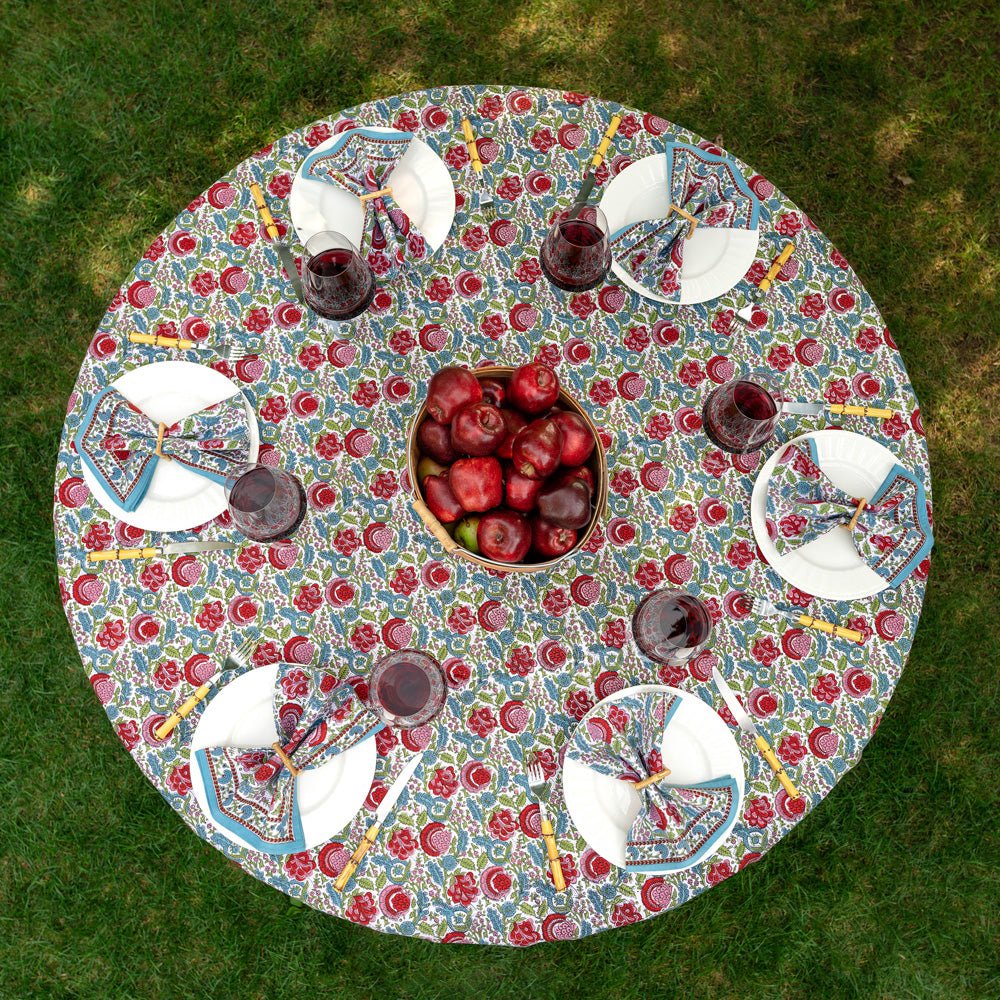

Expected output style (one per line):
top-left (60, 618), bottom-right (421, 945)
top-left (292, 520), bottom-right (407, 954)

top-left (289, 128), bottom-right (456, 251)
top-left (78, 360), bottom-right (259, 533)
top-left (191, 664), bottom-right (377, 853)
top-left (599, 153), bottom-right (760, 305)
top-left (751, 429), bottom-right (899, 601)
top-left (563, 684), bottom-right (745, 871)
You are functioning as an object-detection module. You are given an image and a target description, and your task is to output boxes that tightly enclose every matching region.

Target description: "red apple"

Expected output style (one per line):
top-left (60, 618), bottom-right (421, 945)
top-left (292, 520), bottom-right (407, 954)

top-left (478, 510), bottom-right (531, 563)
top-left (449, 457), bottom-right (503, 512)
top-left (427, 366), bottom-right (482, 424)
top-left (479, 377), bottom-right (506, 408)
top-left (552, 410), bottom-right (595, 466)
top-left (417, 456), bottom-right (447, 483)
top-left (497, 408), bottom-right (528, 459)
top-left (451, 402), bottom-right (506, 456)
top-left (537, 479), bottom-right (591, 529)
top-left (505, 465), bottom-right (545, 512)
top-left (532, 516), bottom-right (578, 558)
top-left (554, 465), bottom-right (595, 493)
top-left (508, 362), bottom-right (560, 415)
top-left (511, 418), bottom-right (563, 479)
top-left (423, 475), bottom-right (463, 523)
top-left (418, 418), bottom-right (457, 464)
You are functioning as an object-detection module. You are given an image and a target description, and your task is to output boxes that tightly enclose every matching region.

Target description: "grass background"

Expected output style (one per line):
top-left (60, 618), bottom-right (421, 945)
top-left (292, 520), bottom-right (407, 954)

top-left (1, 1), bottom-right (998, 997)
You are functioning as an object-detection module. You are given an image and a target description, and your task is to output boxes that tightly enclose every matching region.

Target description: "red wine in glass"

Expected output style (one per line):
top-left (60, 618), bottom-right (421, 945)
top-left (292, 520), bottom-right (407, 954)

top-left (702, 376), bottom-right (782, 453)
top-left (369, 650), bottom-right (446, 728)
top-left (632, 589), bottom-right (713, 666)
top-left (303, 231), bottom-right (376, 320)
top-left (540, 206), bottom-right (612, 292)
top-left (226, 465), bottom-right (306, 542)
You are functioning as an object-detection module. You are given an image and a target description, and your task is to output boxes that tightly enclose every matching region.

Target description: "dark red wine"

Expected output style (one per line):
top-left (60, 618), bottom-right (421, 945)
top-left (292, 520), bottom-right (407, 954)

top-left (632, 590), bottom-right (713, 665)
top-left (377, 660), bottom-right (433, 717)
top-left (227, 466), bottom-right (306, 542)
top-left (733, 381), bottom-right (778, 420)
top-left (229, 466), bottom-right (277, 513)
top-left (308, 248), bottom-right (353, 277)
top-left (540, 212), bottom-right (610, 292)
top-left (702, 379), bottom-right (780, 453)
top-left (303, 245), bottom-right (376, 320)
top-left (560, 221), bottom-right (604, 248)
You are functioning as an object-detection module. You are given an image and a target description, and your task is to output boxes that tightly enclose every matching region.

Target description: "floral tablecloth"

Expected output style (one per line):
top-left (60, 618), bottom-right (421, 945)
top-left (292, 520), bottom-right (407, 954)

top-left (53, 86), bottom-right (931, 945)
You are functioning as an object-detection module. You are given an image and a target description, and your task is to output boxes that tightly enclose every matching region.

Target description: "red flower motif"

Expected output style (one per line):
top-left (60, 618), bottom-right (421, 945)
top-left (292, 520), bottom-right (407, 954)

top-left (293, 584), bottom-right (323, 614)
top-left (117, 720), bottom-right (141, 750)
top-left (139, 561), bottom-right (169, 592)
top-left (280, 668), bottom-right (310, 698)
top-left (392, 109), bottom-right (419, 131)
top-left (488, 808), bottom-right (518, 841)
top-left (812, 672), bottom-right (841, 704)
top-left (468, 708), bottom-right (498, 738)
top-left (427, 277), bottom-right (454, 303)
top-left (230, 221), bottom-right (258, 248)
top-left (284, 851), bottom-right (316, 882)
top-left (612, 902), bottom-right (642, 926)
top-left (298, 344), bottom-right (324, 371)
top-left (304, 123), bottom-right (332, 147)
top-left (448, 605), bottom-right (476, 634)
top-left (669, 504), bottom-right (697, 532)
top-left (514, 258), bottom-right (542, 284)
top-left (678, 361), bottom-right (705, 387)
top-left (237, 545), bottom-right (265, 573)
top-left (712, 309), bottom-right (735, 336)
top-left (478, 95), bottom-right (503, 119)
top-left (506, 646), bottom-right (536, 676)
top-left (530, 127), bottom-right (556, 152)
top-left (481, 313), bottom-right (507, 340)
top-left (601, 619), bottom-right (627, 648)
top-left (167, 763), bottom-right (192, 795)
top-left (882, 413), bottom-right (907, 440)
top-left (447, 872), bottom-right (479, 905)
top-left (779, 514), bottom-right (807, 538)
top-left (751, 637), bottom-right (780, 666)
top-left (775, 212), bottom-right (803, 237)
top-left (388, 328), bottom-right (416, 355)
top-left (778, 733), bottom-right (808, 765)
top-left (428, 766), bottom-right (459, 798)
top-left (190, 271), bottom-right (217, 296)
top-left (646, 413), bottom-right (673, 441)
top-left (444, 144), bottom-right (470, 170)
top-left (352, 380), bottom-right (379, 407)
top-left (589, 378), bottom-right (615, 406)
top-left (259, 396), bottom-right (287, 424)
top-left (702, 449), bottom-right (730, 478)
top-left (333, 528), bottom-right (360, 556)
top-left (799, 293), bottom-right (826, 320)
top-left (371, 471), bottom-right (399, 500)
top-left (636, 560), bottom-right (665, 590)
top-left (767, 345), bottom-right (795, 372)
top-left (847, 616), bottom-right (873, 643)
top-left (496, 175), bottom-right (523, 201)
top-left (565, 690), bottom-right (594, 721)
top-left (153, 659), bottom-right (183, 690)
top-left (82, 522), bottom-right (113, 551)
top-left (727, 540), bottom-right (755, 570)
top-left (744, 796), bottom-right (775, 828)
top-left (542, 588), bottom-right (571, 617)
top-left (830, 248), bottom-right (849, 269)
top-left (390, 566), bottom-right (418, 596)
top-left (570, 293), bottom-right (596, 319)
top-left (387, 828), bottom-right (418, 859)
top-left (195, 600), bottom-right (225, 632)
top-left (824, 378), bottom-right (852, 405)
top-left (611, 469), bottom-right (640, 497)
top-left (509, 920), bottom-right (541, 946)
top-left (345, 891), bottom-right (377, 925)
top-left (855, 326), bottom-right (881, 353)
top-left (707, 860), bottom-right (734, 885)
top-left (315, 432), bottom-right (342, 460)
top-left (624, 325), bottom-right (650, 352)
top-left (244, 306), bottom-right (272, 334)
top-left (268, 172), bottom-right (292, 199)
top-left (350, 623), bottom-right (379, 653)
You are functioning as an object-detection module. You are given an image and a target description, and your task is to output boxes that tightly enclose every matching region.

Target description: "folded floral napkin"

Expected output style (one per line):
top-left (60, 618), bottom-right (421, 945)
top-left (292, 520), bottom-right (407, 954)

top-left (766, 439), bottom-right (934, 588)
top-left (75, 386), bottom-right (250, 511)
top-left (300, 127), bottom-right (429, 280)
top-left (566, 692), bottom-right (739, 870)
top-left (195, 663), bottom-right (383, 854)
top-left (609, 142), bottom-right (759, 301)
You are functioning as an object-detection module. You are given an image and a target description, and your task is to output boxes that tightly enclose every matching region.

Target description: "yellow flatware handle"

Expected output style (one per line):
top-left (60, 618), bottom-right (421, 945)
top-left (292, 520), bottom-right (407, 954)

top-left (589, 114), bottom-right (622, 171)
top-left (460, 118), bottom-right (483, 174)
top-left (540, 817), bottom-right (566, 891)
top-left (155, 682), bottom-right (213, 740)
top-left (759, 242), bottom-right (795, 293)
top-left (128, 332), bottom-right (195, 350)
top-left (249, 182), bottom-right (281, 241)
top-left (796, 614), bottom-right (864, 643)
top-left (334, 822), bottom-right (381, 892)
top-left (755, 734), bottom-right (799, 798)
top-left (828, 404), bottom-right (895, 419)
top-left (87, 547), bottom-right (160, 562)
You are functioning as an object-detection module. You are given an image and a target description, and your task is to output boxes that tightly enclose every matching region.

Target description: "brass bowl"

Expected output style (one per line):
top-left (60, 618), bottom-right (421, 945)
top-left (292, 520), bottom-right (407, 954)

top-left (407, 365), bottom-right (609, 574)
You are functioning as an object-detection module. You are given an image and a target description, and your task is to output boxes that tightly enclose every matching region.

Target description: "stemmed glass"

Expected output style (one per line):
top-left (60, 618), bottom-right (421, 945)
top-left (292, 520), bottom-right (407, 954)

top-left (368, 649), bottom-right (446, 728)
top-left (701, 373), bottom-right (784, 454)
top-left (539, 205), bottom-right (612, 292)
top-left (632, 589), bottom-right (714, 666)
top-left (225, 463), bottom-right (307, 542)
top-left (302, 230), bottom-right (376, 321)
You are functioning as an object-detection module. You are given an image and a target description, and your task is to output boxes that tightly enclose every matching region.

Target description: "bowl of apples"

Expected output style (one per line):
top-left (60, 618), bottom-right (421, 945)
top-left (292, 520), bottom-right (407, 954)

top-left (408, 362), bottom-right (608, 572)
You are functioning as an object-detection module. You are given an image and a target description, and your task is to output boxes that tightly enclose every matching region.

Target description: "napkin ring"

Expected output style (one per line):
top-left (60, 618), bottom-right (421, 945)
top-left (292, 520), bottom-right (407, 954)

top-left (271, 742), bottom-right (301, 777)
top-left (667, 204), bottom-right (699, 239)
top-left (154, 422), bottom-right (172, 461)
top-left (633, 767), bottom-right (671, 790)
top-left (359, 186), bottom-right (392, 204)
top-left (846, 497), bottom-right (867, 532)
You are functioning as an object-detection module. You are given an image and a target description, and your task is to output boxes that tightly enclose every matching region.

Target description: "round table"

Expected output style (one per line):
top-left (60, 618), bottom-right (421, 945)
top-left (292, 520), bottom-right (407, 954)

top-left (54, 86), bottom-right (931, 946)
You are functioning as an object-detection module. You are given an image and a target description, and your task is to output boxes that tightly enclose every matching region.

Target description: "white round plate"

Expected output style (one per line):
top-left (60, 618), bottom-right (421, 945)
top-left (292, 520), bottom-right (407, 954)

top-left (563, 684), bottom-right (745, 871)
top-left (191, 664), bottom-right (377, 853)
top-left (289, 128), bottom-right (456, 251)
top-left (751, 429), bottom-right (898, 601)
top-left (599, 153), bottom-right (760, 305)
top-left (78, 360), bottom-right (259, 532)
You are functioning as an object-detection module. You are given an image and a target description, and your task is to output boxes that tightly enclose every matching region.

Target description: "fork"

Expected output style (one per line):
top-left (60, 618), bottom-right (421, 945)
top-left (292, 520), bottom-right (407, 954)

top-left (127, 331), bottom-right (259, 364)
top-left (749, 593), bottom-right (864, 643)
top-left (526, 759), bottom-right (566, 890)
top-left (460, 117), bottom-right (495, 219)
top-left (154, 632), bottom-right (258, 739)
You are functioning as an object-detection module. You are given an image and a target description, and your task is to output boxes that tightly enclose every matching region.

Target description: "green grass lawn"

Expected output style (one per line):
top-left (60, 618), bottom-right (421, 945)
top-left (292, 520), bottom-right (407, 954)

top-left (2, 1), bottom-right (998, 997)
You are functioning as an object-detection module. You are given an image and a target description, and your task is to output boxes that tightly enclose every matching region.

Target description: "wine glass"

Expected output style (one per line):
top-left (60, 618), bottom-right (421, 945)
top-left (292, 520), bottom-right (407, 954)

top-left (368, 649), bottom-right (446, 728)
top-left (539, 205), bottom-right (612, 292)
top-left (302, 230), bottom-right (376, 321)
top-left (701, 373), bottom-right (784, 454)
top-left (631, 589), bottom-right (713, 666)
top-left (225, 463), bottom-right (307, 542)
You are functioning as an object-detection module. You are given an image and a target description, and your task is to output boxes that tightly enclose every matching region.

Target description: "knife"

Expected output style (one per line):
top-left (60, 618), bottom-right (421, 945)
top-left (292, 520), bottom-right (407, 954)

top-left (711, 666), bottom-right (800, 799)
top-left (87, 540), bottom-right (237, 563)
top-left (568, 114), bottom-right (623, 219)
top-left (249, 182), bottom-right (305, 303)
top-left (782, 401), bottom-right (895, 419)
top-left (334, 751), bottom-right (425, 891)
top-left (736, 242), bottom-right (795, 323)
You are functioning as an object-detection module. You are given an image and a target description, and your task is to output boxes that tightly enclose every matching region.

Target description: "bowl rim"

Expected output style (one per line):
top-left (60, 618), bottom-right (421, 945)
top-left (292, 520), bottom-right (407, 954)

top-left (407, 365), bottom-right (609, 573)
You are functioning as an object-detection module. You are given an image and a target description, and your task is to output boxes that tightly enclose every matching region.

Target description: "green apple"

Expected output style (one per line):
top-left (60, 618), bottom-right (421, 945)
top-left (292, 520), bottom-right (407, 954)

top-left (417, 456), bottom-right (447, 483)
top-left (454, 515), bottom-right (481, 553)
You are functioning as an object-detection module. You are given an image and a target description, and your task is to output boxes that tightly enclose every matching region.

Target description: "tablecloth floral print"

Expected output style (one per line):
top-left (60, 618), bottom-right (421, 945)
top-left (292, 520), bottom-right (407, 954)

top-left (53, 86), bottom-right (931, 945)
